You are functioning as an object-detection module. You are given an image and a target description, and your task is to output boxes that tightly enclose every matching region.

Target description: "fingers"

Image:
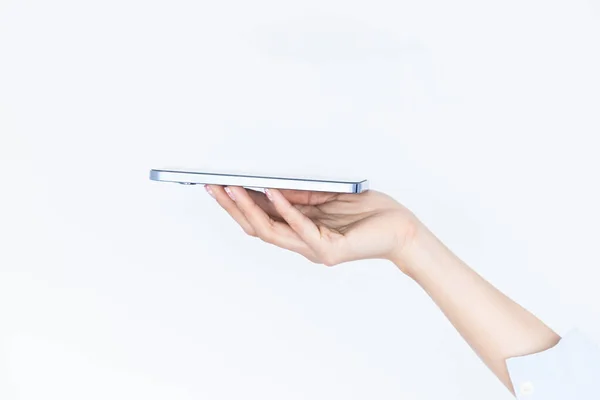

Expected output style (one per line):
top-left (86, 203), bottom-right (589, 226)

top-left (206, 185), bottom-right (341, 266)
top-left (245, 189), bottom-right (324, 221)
top-left (224, 186), bottom-right (316, 257)
top-left (206, 185), bottom-right (256, 236)
top-left (246, 189), bottom-right (280, 219)
top-left (263, 188), bottom-right (325, 251)
top-left (277, 189), bottom-right (339, 205)
top-left (264, 189), bottom-right (350, 266)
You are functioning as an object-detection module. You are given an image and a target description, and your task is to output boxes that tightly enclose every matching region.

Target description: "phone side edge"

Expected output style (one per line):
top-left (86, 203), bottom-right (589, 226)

top-left (354, 180), bottom-right (370, 193)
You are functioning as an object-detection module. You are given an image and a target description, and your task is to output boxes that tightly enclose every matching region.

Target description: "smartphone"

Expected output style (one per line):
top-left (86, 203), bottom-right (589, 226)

top-left (149, 169), bottom-right (369, 193)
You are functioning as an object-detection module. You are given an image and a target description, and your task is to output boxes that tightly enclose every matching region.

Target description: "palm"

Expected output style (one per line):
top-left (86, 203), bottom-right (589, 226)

top-left (213, 186), bottom-right (417, 266)
top-left (278, 190), bottom-right (398, 234)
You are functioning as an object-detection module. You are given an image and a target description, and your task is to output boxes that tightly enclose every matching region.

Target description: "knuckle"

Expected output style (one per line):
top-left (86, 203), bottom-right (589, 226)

top-left (307, 257), bottom-right (320, 265)
top-left (320, 253), bottom-right (338, 267)
top-left (303, 251), bottom-right (320, 264)
top-left (257, 229), bottom-right (275, 243)
top-left (242, 226), bottom-right (256, 237)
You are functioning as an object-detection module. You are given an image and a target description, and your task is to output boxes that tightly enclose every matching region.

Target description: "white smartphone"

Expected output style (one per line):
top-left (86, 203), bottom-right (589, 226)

top-left (149, 169), bottom-right (369, 193)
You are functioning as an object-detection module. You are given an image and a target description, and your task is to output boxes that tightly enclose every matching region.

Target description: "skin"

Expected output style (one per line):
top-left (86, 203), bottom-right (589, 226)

top-left (205, 185), bottom-right (561, 395)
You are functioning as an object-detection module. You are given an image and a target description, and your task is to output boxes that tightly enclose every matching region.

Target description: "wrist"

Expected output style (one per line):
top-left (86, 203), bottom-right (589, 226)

top-left (388, 218), bottom-right (423, 276)
top-left (389, 220), bottom-right (448, 279)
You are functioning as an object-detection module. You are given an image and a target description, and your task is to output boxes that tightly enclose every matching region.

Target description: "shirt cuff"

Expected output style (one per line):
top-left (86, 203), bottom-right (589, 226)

top-left (506, 330), bottom-right (600, 399)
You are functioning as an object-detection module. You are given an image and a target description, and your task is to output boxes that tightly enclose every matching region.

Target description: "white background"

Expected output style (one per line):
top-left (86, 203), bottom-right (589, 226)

top-left (1, 0), bottom-right (600, 399)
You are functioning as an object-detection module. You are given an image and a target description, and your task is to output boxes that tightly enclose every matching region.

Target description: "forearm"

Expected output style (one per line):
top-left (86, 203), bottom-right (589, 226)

top-left (393, 223), bottom-right (560, 392)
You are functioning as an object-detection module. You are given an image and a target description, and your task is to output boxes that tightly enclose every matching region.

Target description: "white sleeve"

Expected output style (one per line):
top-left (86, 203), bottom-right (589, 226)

top-left (506, 330), bottom-right (600, 399)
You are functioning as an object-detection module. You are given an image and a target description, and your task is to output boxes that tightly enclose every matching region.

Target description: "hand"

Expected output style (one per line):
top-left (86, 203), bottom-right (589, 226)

top-left (206, 185), bottom-right (420, 268)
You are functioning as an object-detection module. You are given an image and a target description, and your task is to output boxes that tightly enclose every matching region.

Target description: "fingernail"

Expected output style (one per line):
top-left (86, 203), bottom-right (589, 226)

top-left (205, 185), bottom-right (216, 199)
top-left (225, 187), bottom-right (235, 201)
top-left (265, 189), bottom-right (274, 201)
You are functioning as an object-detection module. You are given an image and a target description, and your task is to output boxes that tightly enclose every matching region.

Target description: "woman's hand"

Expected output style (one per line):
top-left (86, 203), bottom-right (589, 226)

top-left (205, 185), bottom-right (420, 268)
top-left (205, 185), bottom-right (563, 394)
